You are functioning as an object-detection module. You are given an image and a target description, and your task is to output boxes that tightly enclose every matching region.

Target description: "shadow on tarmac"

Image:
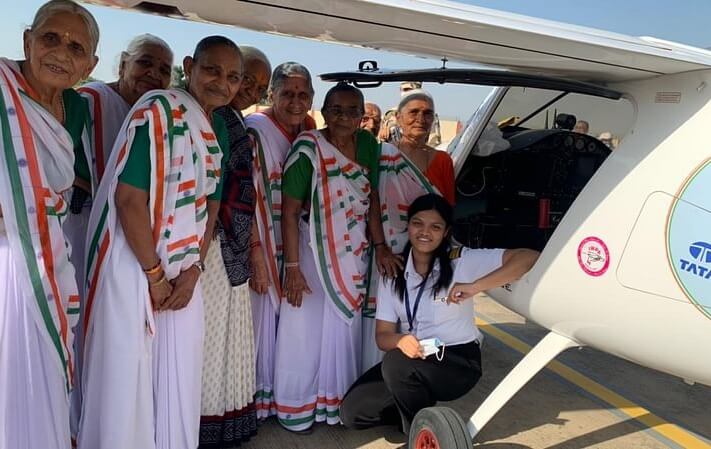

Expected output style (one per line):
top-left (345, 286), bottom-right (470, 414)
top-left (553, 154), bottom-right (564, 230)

top-left (444, 319), bottom-right (710, 449)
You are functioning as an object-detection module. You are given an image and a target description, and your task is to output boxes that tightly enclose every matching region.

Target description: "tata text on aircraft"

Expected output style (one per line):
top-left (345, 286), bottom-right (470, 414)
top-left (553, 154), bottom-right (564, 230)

top-left (81, 1), bottom-right (711, 447)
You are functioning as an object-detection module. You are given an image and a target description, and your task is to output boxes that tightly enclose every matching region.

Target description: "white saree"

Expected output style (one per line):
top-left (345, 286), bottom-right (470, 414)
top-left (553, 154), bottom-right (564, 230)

top-left (274, 130), bottom-right (371, 431)
top-left (68, 80), bottom-right (131, 437)
top-left (245, 111), bottom-right (291, 419)
top-left (78, 89), bottom-right (222, 449)
top-left (0, 58), bottom-right (79, 449)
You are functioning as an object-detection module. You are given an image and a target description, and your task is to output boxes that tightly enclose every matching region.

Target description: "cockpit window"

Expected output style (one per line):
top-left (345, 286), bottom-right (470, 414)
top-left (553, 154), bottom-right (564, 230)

top-left (494, 87), bottom-right (634, 146)
top-left (453, 87), bottom-right (634, 251)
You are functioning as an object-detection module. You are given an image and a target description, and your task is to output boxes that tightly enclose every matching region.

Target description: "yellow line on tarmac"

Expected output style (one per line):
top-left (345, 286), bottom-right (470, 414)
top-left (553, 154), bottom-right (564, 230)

top-left (476, 317), bottom-right (711, 449)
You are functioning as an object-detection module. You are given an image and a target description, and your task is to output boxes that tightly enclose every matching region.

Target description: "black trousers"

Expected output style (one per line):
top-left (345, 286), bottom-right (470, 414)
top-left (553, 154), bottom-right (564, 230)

top-left (340, 340), bottom-right (482, 434)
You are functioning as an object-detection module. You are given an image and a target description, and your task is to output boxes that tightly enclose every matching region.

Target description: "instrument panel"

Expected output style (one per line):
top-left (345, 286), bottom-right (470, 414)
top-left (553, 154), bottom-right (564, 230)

top-left (454, 129), bottom-right (611, 250)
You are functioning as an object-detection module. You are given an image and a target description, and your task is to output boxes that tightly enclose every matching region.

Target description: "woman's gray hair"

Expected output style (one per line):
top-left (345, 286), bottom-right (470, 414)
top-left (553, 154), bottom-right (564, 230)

top-left (269, 62), bottom-right (314, 96)
top-left (121, 33), bottom-right (173, 64)
top-left (30, 0), bottom-right (100, 54)
top-left (240, 46), bottom-right (271, 74)
top-left (397, 89), bottom-right (435, 112)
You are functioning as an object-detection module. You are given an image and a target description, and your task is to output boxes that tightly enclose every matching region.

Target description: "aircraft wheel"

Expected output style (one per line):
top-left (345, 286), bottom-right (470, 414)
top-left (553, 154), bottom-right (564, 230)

top-left (409, 406), bottom-right (471, 449)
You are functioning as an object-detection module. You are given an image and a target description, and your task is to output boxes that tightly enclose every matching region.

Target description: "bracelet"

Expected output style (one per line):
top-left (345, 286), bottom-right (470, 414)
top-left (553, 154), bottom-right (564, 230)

top-left (284, 261), bottom-right (299, 268)
top-left (373, 241), bottom-right (386, 248)
top-left (149, 274), bottom-right (169, 288)
top-left (143, 259), bottom-right (162, 275)
top-left (250, 240), bottom-right (261, 249)
top-left (193, 261), bottom-right (206, 274)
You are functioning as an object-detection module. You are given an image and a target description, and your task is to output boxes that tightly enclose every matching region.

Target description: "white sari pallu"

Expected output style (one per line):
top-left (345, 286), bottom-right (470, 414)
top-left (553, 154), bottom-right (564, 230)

top-left (361, 142), bottom-right (440, 373)
top-left (245, 112), bottom-right (289, 419)
top-left (68, 81), bottom-right (130, 437)
top-left (0, 58), bottom-right (80, 449)
top-left (78, 81), bottom-right (131, 185)
top-left (274, 130), bottom-right (370, 431)
top-left (78, 89), bottom-right (222, 449)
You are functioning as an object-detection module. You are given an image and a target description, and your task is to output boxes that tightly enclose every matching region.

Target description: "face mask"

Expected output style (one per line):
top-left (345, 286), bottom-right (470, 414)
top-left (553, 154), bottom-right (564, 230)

top-left (420, 337), bottom-right (445, 361)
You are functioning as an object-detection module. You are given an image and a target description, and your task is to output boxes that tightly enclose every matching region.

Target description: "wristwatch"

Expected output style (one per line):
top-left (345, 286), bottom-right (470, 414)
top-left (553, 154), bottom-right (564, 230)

top-left (193, 261), bottom-right (206, 274)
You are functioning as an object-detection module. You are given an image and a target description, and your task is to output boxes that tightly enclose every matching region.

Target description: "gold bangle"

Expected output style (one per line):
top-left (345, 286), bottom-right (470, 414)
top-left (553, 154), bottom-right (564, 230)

top-left (143, 260), bottom-right (162, 275)
top-left (149, 275), bottom-right (168, 288)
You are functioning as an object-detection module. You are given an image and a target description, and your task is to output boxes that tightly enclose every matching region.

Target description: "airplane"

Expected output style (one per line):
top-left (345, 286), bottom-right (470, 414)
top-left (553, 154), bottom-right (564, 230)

top-left (80, 1), bottom-right (711, 447)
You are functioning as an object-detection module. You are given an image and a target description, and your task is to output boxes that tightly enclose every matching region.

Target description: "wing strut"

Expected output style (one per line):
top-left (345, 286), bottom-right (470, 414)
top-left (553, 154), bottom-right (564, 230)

top-left (467, 331), bottom-right (581, 437)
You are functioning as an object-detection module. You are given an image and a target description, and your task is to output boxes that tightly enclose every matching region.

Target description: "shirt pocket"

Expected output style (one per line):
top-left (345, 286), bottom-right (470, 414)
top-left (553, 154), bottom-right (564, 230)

top-left (433, 298), bottom-right (462, 325)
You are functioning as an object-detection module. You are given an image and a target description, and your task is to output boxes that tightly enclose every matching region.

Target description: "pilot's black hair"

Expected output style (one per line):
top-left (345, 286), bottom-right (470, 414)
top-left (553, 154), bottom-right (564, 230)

top-left (391, 193), bottom-right (454, 302)
top-left (192, 35), bottom-right (242, 63)
top-left (322, 82), bottom-right (365, 113)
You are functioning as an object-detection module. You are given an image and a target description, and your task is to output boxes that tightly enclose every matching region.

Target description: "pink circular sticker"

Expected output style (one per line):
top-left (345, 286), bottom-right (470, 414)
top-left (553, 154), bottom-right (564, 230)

top-left (577, 236), bottom-right (610, 277)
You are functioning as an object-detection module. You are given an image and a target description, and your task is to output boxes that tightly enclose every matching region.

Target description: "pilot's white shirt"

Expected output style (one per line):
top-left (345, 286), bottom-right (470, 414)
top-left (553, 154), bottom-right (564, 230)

top-left (375, 247), bottom-right (504, 346)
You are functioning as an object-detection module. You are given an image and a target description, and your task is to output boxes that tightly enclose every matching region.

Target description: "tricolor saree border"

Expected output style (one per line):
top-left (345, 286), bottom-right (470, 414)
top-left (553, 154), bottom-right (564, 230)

top-left (84, 89), bottom-right (221, 339)
top-left (249, 123), bottom-right (284, 302)
top-left (274, 393), bottom-right (342, 429)
top-left (363, 143), bottom-right (439, 317)
top-left (284, 131), bottom-right (371, 322)
top-left (0, 58), bottom-right (79, 390)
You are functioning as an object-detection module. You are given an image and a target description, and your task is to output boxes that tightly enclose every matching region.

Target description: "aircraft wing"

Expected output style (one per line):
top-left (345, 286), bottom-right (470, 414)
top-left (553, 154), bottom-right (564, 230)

top-left (82, 0), bottom-right (711, 82)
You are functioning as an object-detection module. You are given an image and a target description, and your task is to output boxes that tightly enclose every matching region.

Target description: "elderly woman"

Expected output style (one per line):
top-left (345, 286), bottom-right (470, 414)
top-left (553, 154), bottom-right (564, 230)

top-left (78, 33), bottom-right (173, 187)
top-left (362, 89), bottom-right (456, 371)
top-left (198, 46), bottom-right (271, 449)
top-left (276, 83), bottom-right (401, 432)
top-left (67, 33), bottom-right (173, 434)
top-left (393, 89), bottom-right (454, 204)
top-left (0, 1), bottom-right (98, 448)
top-left (246, 61), bottom-right (316, 419)
top-left (78, 36), bottom-right (243, 449)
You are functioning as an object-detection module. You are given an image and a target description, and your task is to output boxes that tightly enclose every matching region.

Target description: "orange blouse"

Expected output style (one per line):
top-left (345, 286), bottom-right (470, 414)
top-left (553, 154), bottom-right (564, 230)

top-left (425, 150), bottom-right (456, 205)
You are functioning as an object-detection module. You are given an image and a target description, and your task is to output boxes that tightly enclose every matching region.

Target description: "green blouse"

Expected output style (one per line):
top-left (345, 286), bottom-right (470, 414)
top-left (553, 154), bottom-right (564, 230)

top-left (282, 129), bottom-right (380, 201)
top-left (118, 113), bottom-right (230, 201)
top-left (62, 89), bottom-right (91, 184)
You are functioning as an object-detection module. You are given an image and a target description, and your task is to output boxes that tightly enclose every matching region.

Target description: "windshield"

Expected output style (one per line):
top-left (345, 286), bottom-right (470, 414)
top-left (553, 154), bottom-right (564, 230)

top-left (449, 87), bottom-right (506, 167)
top-left (494, 87), bottom-right (634, 137)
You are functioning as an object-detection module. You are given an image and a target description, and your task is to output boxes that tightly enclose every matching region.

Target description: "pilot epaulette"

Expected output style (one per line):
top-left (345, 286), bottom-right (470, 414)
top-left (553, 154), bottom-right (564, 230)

top-left (449, 246), bottom-right (463, 260)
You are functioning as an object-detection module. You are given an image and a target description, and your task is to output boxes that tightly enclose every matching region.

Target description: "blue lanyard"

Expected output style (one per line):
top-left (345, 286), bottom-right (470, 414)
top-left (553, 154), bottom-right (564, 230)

top-left (404, 272), bottom-right (430, 332)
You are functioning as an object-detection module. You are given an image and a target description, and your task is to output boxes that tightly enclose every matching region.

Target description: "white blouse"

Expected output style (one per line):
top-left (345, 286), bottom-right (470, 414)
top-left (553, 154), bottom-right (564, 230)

top-left (375, 247), bottom-right (504, 346)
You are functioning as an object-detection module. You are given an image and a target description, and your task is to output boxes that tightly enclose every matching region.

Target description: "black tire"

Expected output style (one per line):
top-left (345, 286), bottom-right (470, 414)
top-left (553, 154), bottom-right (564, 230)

top-left (408, 406), bottom-right (472, 449)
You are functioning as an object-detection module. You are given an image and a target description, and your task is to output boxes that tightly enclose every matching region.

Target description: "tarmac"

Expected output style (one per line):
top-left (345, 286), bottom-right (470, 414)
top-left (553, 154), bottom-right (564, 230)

top-left (240, 295), bottom-right (711, 449)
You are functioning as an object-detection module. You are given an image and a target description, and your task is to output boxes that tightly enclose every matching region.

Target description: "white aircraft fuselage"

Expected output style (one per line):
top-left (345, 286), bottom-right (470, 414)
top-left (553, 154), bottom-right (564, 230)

top-left (488, 68), bottom-right (711, 387)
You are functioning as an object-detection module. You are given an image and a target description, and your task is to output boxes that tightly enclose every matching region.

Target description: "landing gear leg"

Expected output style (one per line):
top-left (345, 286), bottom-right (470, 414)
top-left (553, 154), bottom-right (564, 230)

top-left (467, 331), bottom-right (580, 438)
top-left (407, 332), bottom-right (579, 447)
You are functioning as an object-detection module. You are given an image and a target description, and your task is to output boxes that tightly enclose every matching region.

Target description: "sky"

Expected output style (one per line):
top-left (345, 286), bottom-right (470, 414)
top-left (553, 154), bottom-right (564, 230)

top-left (2, 0), bottom-right (710, 121)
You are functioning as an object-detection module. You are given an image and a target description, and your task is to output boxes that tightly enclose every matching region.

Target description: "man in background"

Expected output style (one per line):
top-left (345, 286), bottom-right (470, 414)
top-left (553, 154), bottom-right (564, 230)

top-left (574, 119), bottom-right (590, 135)
top-left (360, 102), bottom-right (382, 137)
top-left (598, 131), bottom-right (615, 149)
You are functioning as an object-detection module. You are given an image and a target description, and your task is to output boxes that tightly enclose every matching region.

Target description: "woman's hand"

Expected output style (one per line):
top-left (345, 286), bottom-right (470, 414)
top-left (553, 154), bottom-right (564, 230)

top-left (160, 266), bottom-right (200, 311)
top-left (147, 271), bottom-right (172, 310)
top-left (249, 247), bottom-right (270, 294)
top-left (447, 281), bottom-right (483, 303)
top-left (375, 244), bottom-right (404, 278)
top-left (396, 334), bottom-right (425, 359)
top-left (378, 124), bottom-right (392, 142)
top-left (283, 265), bottom-right (311, 307)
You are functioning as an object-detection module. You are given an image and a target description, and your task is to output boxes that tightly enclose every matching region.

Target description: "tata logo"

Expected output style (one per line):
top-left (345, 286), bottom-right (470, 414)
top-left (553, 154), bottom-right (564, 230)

top-left (679, 241), bottom-right (711, 280)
